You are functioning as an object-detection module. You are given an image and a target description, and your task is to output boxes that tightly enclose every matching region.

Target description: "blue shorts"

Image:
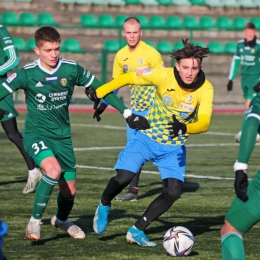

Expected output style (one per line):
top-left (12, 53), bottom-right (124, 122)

top-left (114, 131), bottom-right (186, 181)
top-left (126, 110), bottom-right (149, 142)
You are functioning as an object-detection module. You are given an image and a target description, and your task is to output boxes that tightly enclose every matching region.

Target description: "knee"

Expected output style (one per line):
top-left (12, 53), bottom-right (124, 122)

top-left (164, 186), bottom-right (182, 203)
top-left (44, 164), bottom-right (62, 179)
top-left (59, 180), bottom-right (76, 197)
top-left (114, 169), bottom-right (135, 187)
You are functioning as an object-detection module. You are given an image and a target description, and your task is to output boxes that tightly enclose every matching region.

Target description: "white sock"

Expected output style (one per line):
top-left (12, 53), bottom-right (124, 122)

top-left (28, 168), bottom-right (38, 177)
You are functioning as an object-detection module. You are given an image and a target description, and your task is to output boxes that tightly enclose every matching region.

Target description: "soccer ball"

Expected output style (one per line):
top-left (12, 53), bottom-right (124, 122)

top-left (163, 226), bottom-right (194, 257)
top-left (235, 131), bottom-right (260, 143)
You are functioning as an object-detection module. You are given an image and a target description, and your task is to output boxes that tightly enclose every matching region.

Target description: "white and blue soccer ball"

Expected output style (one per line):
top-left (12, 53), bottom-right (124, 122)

top-left (163, 226), bottom-right (194, 257)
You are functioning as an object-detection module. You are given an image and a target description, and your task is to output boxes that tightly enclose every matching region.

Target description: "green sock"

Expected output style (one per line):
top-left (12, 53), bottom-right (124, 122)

top-left (240, 113), bottom-right (247, 131)
top-left (56, 192), bottom-right (74, 221)
top-left (221, 232), bottom-right (245, 260)
top-left (32, 174), bottom-right (58, 219)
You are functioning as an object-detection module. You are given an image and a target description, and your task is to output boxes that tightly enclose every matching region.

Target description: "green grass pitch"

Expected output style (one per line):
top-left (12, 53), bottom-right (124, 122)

top-left (1, 112), bottom-right (260, 259)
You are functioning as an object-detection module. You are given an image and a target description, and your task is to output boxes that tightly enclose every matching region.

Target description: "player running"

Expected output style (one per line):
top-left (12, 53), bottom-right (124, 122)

top-left (0, 26), bottom-right (149, 241)
top-left (92, 17), bottom-right (165, 201)
top-left (89, 39), bottom-right (214, 246)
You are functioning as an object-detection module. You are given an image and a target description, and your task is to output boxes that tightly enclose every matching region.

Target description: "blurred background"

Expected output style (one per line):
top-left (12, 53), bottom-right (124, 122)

top-left (1, 0), bottom-right (259, 107)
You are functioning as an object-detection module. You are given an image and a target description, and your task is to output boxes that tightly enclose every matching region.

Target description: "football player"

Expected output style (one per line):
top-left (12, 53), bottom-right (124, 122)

top-left (90, 39), bottom-right (214, 246)
top-left (221, 93), bottom-right (260, 260)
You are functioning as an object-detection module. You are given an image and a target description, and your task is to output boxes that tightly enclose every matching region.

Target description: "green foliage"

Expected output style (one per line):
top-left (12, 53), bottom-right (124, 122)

top-left (1, 112), bottom-right (260, 259)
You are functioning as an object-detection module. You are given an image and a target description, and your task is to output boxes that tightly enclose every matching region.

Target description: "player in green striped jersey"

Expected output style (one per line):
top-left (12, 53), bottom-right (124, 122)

top-left (227, 22), bottom-right (260, 142)
top-left (0, 26), bottom-right (149, 241)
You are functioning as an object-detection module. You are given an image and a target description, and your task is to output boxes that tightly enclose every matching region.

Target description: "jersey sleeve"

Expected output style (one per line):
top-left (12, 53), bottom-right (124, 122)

top-left (0, 25), bottom-right (19, 75)
top-left (186, 83), bottom-right (214, 134)
top-left (0, 68), bottom-right (27, 100)
top-left (228, 43), bottom-right (241, 80)
top-left (74, 63), bottom-right (95, 87)
top-left (96, 69), bottom-right (160, 98)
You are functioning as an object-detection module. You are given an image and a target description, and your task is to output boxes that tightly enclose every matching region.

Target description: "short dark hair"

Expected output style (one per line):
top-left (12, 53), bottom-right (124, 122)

top-left (245, 22), bottom-right (256, 30)
top-left (35, 26), bottom-right (61, 47)
top-left (170, 39), bottom-right (209, 65)
top-left (123, 17), bottom-right (141, 29)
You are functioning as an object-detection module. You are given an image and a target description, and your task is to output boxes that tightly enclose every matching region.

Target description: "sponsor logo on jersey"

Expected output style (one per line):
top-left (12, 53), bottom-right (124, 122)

top-left (123, 65), bottom-right (128, 72)
top-left (179, 102), bottom-right (194, 112)
top-left (83, 70), bottom-right (91, 78)
top-left (186, 94), bottom-right (193, 102)
top-left (37, 104), bottom-right (47, 111)
top-left (60, 78), bottom-right (67, 87)
top-left (142, 69), bottom-right (153, 75)
top-left (35, 93), bottom-right (46, 103)
top-left (4, 40), bottom-right (12, 44)
top-left (45, 76), bottom-right (58, 82)
top-left (35, 82), bottom-right (43, 87)
top-left (180, 112), bottom-right (189, 119)
top-left (163, 95), bottom-right (173, 105)
top-left (136, 66), bottom-right (148, 76)
top-left (49, 91), bottom-right (68, 101)
top-left (7, 73), bottom-right (17, 83)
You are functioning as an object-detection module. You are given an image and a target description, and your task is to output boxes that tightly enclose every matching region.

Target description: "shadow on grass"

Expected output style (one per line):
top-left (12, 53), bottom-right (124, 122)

top-left (0, 176), bottom-right (27, 186)
top-left (84, 208), bottom-right (224, 241)
top-left (125, 180), bottom-right (200, 200)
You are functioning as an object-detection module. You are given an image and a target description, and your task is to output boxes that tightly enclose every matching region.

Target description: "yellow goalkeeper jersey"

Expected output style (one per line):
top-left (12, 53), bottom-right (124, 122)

top-left (97, 68), bottom-right (214, 145)
top-left (113, 40), bottom-right (164, 112)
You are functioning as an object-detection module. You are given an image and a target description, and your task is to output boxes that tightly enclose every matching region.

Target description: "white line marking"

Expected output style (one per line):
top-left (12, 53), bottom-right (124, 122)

top-left (76, 165), bottom-right (238, 180)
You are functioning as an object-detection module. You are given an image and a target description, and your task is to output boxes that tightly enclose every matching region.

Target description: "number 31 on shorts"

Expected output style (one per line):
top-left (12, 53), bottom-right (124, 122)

top-left (32, 141), bottom-right (48, 155)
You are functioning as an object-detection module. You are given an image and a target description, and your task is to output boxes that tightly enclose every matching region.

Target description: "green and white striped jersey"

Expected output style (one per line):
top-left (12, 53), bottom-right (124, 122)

top-left (2, 57), bottom-right (95, 138)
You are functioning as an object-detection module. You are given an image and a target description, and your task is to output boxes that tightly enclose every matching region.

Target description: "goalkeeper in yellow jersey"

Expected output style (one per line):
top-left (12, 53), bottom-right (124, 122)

top-left (92, 17), bottom-right (165, 201)
top-left (89, 39), bottom-right (214, 246)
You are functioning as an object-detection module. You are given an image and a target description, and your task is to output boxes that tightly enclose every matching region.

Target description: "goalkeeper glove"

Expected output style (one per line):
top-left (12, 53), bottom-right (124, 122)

top-left (123, 109), bottom-right (150, 130)
top-left (93, 102), bottom-right (108, 122)
top-left (85, 87), bottom-right (100, 102)
top-left (168, 115), bottom-right (187, 139)
top-left (234, 170), bottom-right (248, 202)
top-left (227, 80), bottom-right (233, 91)
top-left (253, 82), bottom-right (260, 92)
top-left (0, 109), bottom-right (8, 120)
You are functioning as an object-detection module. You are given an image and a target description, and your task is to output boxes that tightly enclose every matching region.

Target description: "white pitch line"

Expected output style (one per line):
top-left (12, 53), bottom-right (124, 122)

top-left (74, 143), bottom-right (242, 151)
top-left (204, 131), bottom-right (235, 136)
top-left (76, 165), bottom-right (237, 180)
top-left (18, 120), bottom-right (237, 136)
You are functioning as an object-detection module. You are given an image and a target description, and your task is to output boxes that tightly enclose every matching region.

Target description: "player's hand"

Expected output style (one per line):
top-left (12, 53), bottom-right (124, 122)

top-left (126, 114), bottom-right (150, 130)
top-left (0, 109), bottom-right (8, 120)
top-left (253, 82), bottom-right (260, 92)
top-left (168, 115), bottom-right (187, 139)
top-left (234, 170), bottom-right (248, 202)
top-left (227, 80), bottom-right (233, 91)
top-left (93, 102), bottom-right (108, 122)
top-left (85, 87), bottom-right (100, 102)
